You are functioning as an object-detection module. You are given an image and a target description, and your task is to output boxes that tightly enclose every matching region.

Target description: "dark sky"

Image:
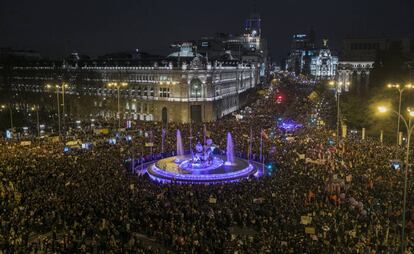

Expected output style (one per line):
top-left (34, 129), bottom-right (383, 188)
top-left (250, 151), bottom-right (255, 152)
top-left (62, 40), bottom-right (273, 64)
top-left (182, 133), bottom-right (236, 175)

top-left (1, 0), bottom-right (413, 61)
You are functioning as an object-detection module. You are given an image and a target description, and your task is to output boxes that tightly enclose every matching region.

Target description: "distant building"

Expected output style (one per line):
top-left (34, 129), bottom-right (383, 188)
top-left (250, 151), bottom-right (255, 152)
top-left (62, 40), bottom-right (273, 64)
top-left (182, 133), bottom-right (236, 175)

top-left (195, 14), bottom-right (268, 81)
top-left (285, 30), bottom-right (316, 75)
top-left (2, 51), bottom-right (259, 124)
top-left (309, 40), bottom-right (338, 80)
top-left (0, 15), bottom-right (264, 124)
top-left (336, 38), bottom-right (386, 92)
top-left (337, 37), bottom-right (414, 92)
top-left (286, 31), bottom-right (338, 80)
top-left (0, 47), bottom-right (41, 62)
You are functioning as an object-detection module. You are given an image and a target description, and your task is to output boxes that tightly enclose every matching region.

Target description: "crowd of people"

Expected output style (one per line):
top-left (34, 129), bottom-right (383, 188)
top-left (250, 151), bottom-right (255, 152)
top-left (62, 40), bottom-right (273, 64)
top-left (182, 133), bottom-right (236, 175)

top-left (1, 74), bottom-right (413, 253)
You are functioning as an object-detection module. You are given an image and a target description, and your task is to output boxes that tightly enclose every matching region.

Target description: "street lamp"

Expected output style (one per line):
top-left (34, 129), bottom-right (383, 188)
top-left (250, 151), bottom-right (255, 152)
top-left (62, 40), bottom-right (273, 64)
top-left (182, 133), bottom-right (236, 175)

top-left (61, 83), bottom-right (69, 129)
top-left (31, 105), bottom-right (40, 137)
top-left (46, 84), bottom-right (62, 136)
top-left (1, 104), bottom-right (13, 129)
top-left (107, 82), bottom-right (128, 129)
top-left (387, 83), bottom-right (413, 145)
top-left (378, 105), bottom-right (414, 254)
top-left (329, 80), bottom-right (350, 144)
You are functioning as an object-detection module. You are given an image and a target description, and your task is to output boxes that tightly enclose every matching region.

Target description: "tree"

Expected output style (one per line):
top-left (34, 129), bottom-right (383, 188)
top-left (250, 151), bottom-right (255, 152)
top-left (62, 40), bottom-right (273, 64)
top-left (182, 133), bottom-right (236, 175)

top-left (341, 94), bottom-right (373, 130)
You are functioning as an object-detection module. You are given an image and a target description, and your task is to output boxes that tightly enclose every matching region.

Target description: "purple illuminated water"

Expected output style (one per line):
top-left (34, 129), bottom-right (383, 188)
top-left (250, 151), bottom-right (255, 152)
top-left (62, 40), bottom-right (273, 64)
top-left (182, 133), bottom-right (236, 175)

top-left (226, 132), bottom-right (235, 165)
top-left (176, 129), bottom-right (184, 156)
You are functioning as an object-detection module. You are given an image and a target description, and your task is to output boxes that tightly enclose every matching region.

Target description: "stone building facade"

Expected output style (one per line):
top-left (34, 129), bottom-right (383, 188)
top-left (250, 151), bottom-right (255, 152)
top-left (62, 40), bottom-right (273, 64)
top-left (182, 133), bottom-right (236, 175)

top-left (4, 57), bottom-right (259, 124)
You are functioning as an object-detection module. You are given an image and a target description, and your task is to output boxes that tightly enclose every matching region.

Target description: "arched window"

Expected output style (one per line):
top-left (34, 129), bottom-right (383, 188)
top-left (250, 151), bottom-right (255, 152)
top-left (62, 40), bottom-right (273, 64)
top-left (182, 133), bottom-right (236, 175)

top-left (190, 79), bottom-right (202, 98)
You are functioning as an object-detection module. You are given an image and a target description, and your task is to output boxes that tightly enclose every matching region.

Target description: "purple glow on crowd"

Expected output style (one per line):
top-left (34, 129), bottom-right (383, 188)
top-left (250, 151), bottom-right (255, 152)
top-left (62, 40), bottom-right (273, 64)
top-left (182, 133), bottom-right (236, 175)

top-left (278, 119), bottom-right (303, 131)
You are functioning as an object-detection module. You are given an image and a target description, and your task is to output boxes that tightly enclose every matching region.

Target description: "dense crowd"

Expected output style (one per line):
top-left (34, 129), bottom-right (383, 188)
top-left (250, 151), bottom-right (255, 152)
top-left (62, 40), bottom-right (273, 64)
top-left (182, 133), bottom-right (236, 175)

top-left (1, 74), bottom-right (413, 253)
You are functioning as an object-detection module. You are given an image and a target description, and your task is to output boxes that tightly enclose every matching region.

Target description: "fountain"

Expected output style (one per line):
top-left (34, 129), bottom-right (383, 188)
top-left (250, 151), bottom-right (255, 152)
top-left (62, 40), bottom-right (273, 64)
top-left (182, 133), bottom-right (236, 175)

top-left (147, 132), bottom-right (263, 184)
top-left (178, 138), bottom-right (219, 171)
top-left (176, 129), bottom-right (184, 156)
top-left (225, 132), bottom-right (235, 165)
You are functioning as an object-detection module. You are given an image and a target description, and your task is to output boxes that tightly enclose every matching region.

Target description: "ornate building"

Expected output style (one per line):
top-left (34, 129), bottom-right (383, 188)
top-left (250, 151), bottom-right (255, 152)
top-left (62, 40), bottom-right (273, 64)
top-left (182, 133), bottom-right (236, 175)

top-left (285, 31), bottom-right (316, 75)
top-left (336, 61), bottom-right (374, 92)
top-left (2, 53), bottom-right (259, 124)
top-left (336, 38), bottom-right (386, 92)
top-left (309, 40), bottom-right (338, 80)
top-left (0, 14), bottom-right (265, 125)
top-left (196, 14), bottom-right (268, 82)
top-left (285, 32), bottom-right (338, 80)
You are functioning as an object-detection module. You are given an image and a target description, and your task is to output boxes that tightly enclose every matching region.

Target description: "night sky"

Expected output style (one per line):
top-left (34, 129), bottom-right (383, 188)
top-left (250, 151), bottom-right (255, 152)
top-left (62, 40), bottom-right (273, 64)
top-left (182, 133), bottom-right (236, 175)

top-left (1, 0), bottom-right (413, 61)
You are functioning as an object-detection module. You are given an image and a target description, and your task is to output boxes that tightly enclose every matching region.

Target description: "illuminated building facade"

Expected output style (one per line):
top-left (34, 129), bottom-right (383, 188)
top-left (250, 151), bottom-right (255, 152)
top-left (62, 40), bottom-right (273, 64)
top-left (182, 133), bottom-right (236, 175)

top-left (0, 14), bottom-right (264, 124)
top-left (196, 14), bottom-right (268, 81)
top-left (286, 32), bottom-right (338, 80)
top-left (285, 30), bottom-right (316, 75)
top-left (2, 53), bottom-right (259, 124)
top-left (309, 40), bottom-right (338, 80)
top-left (337, 38), bottom-right (386, 92)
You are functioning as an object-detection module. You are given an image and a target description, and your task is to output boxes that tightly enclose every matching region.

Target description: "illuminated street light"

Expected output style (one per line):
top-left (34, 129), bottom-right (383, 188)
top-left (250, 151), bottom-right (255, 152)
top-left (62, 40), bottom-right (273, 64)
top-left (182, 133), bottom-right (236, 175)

top-left (387, 83), bottom-right (413, 145)
top-left (31, 105), bottom-right (40, 136)
top-left (378, 106), bottom-right (388, 113)
top-left (1, 104), bottom-right (14, 129)
top-left (45, 84), bottom-right (61, 136)
top-left (377, 105), bottom-right (414, 253)
top-left (329, 80), bottom-right (350, 145)
top-left (107, 82), bottom-right (128, 129)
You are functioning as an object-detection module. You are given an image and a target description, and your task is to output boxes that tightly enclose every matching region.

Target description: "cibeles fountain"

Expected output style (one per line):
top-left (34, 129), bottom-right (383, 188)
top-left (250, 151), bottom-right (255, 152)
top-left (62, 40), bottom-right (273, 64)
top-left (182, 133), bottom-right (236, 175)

top-left (147, 131), bottom-right (263, 184)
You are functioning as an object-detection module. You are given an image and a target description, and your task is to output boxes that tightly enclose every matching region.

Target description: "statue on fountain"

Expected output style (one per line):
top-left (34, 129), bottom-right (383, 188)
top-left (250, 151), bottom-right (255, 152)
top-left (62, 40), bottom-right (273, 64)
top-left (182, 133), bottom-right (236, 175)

top-left (190, 139), bottom-right (215, 168)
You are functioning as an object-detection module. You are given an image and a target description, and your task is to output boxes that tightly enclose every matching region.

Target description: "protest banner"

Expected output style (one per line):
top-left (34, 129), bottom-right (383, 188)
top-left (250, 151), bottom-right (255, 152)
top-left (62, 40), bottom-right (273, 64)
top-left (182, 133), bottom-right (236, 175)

top-left (305, 227), bottom-right (316, 235)
top-left (20, 141), bottom-right (31, 146)
top-left (209, 197), bottom-right (217, 204)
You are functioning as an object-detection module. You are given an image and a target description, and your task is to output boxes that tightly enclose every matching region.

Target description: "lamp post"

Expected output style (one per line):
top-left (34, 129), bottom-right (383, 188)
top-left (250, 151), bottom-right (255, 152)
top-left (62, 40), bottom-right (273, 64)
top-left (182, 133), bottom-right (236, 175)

top-left (329, 81), bottom-right (350, 145)
top-left (1, 104), bottom-right (13, 129)
top-left (61, 83), bottom-right (69, 131)
top-left (107, 82), bottom-right (128, 129)
top-left (46, 84), bottom-right (62, 136)
top-left (378, 106), bottom-right (414, 254)
top-left (31, 105), bottom-right (40, 137)
top-left (387, 83), bottom-right (413, 145)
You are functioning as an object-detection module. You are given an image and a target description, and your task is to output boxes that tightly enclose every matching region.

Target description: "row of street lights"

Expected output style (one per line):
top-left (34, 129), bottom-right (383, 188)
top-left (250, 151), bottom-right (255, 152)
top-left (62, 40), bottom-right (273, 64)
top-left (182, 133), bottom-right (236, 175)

top-left (378, 105), bottom-right (414, 254)
top-left (328, 80), bottom-right (412, 253)
top-left (3, 81), bottom-right (128, 135)
top-left (328, 81), bottom-right (412, 146)
top-left (2, 80), bottom-right (128, 137)
top-left (380, 83), bottom-right (413, 254)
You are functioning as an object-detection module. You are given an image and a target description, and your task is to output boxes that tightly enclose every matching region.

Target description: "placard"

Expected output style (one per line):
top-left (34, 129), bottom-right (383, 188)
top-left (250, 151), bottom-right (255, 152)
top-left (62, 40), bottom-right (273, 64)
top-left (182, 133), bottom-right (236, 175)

top-left (305, 227), bottom-right (316, 235)
top-left (209, 197), bottom-right (217, 204)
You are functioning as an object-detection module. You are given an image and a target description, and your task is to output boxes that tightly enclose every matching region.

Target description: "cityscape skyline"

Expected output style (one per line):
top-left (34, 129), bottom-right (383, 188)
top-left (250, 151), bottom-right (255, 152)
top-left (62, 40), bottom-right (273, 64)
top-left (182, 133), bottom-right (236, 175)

top-left (1, 0), bottom-right (414, 60)
top-left (2, 2), bottom-right (414, 253)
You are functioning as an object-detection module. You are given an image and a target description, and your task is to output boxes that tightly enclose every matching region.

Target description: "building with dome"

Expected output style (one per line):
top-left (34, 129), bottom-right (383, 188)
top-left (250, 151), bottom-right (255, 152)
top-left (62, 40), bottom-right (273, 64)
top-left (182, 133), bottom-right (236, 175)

top-left (285, 32), bottom-right (338, 80)
top-left (1, 50), bottom-right (259, 124)
top-left (0, 14), bottom-right (264, 124)
top-left (309, 40), bottom-right (338, 80)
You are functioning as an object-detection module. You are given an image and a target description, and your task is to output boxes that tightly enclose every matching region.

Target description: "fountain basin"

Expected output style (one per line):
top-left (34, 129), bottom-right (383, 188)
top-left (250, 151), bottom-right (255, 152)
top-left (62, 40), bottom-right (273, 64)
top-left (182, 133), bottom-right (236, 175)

top-left (147, 155), bottom-right (262, 184)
